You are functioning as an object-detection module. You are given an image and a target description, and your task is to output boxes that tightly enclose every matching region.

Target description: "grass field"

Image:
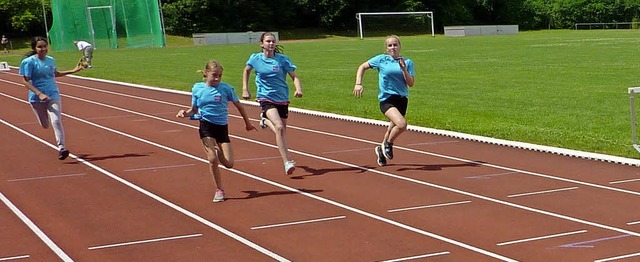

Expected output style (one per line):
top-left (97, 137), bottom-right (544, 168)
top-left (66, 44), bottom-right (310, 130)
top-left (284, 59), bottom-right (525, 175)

top-left (2, 30), bottom-right (640, 159)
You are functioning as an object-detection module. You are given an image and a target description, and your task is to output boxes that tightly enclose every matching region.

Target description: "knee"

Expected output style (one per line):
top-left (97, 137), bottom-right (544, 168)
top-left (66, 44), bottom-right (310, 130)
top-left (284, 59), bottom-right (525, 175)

top-left (397, 120), bottom-right (408, 130)
top-left (274, 123), bottom-right (286, 133)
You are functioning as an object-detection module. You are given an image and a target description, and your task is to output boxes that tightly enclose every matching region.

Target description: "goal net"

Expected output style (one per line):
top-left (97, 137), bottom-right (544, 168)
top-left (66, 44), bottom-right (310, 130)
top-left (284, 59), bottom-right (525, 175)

top-left (48, 0), bottom-right (166, 51)
top-left (356, 11), bottom-right (435, 39)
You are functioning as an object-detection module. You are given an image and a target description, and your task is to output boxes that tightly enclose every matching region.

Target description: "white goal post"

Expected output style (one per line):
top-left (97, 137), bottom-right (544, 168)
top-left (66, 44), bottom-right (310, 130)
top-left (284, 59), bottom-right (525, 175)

top-left (356, 11), bottom-right (435, 39)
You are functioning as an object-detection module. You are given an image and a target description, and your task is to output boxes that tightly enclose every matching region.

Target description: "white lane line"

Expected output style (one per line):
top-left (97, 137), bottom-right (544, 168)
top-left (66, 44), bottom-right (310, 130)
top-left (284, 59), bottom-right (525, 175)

top-left (466, 172), bottom-right (519, 179)
top-left (7, 173), bottom-right (86, 182)
top-left (507, 187), bottom-right (579, 198)
top-left (0, 255), bottom-right (30, 261)
top-left (251, 216), bottom-right (346, 230)
top-left (0, 119), bottom-right (289, 262)
top-left (161, 129), bottom-right (183, 133)
top-left (627, 221), bottom-right (640, 225)
top-left (407, 140), bottom-right (459, 146)
top-left (609, 178), bottom-right (640, 184)
top-left (322, 147), bottom-right (371, 154)
top-left (7, 89), bottom-right (637, 259)
top-left (379, 251), bottom-right (450, 262)
top-left (595, 252), bottom-right (640, 262)
top-left (234, 155), bottom-right (282, 162)
top-left (388, 201), bottom-right (471, 213)
top-left (0, 193), bottom-right (73, 262)
top-left (124, 164), bottom-right (195, 172)
top-left (88, 233), bottom-right (202, 250)
top-left (496, 230), bottom-right (587, 246)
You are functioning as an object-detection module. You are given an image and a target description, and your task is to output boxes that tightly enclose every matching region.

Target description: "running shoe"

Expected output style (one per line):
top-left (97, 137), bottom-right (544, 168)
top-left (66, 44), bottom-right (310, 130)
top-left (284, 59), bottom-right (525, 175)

top-left (213, 189), bottom-right (225, 202)
top-left (382, 141), bottom-right (394, 159)
top-left (259, 113), bottom-right (268, 129)
top-left (284, 160), bottom-right (296, 175)
top-left (375, 146), bottom-right (386, 166)
top-left (58, 148), bottom-right (70, 160)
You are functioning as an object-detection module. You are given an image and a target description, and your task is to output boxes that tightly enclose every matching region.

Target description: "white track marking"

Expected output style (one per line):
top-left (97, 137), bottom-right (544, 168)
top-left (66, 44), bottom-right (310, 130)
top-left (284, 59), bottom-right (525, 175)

top-left (379, 251), bottom-right (450, 262)
top-left (507, 187), bottom-right (579, 198)
top-left (124, 164), bottom-right (195, 172)
top-left (496, 230), bottom-right (587, 246)
top-left (251, 216), bottom-right (346, 230)
top-left (628, 221), bottom-right (640, 225)
top-left (3, 79), bottom-right (639, 258)
top-left (465, 172), bottom-right (519, 179)
top-left (0, 118), bottom-right (289, 262)
top-left (388, 201), bottom-right (471, 213)
top-left (0, 255), bottom-right (30, 261)
top-left (0, 95), bottom-right (518, 261)
top-left (610, 178), bottom-right (640, 184)
top-left (7, 173), bottom-right (86, 182)
top-left (595, 252), bottom-right (640, 262)
top-left (0, 193), bottom-right (73, 261)
top-left (88, 233), bottom-right (202, 250)
top-left (406, 141), bottom-right (459, 146)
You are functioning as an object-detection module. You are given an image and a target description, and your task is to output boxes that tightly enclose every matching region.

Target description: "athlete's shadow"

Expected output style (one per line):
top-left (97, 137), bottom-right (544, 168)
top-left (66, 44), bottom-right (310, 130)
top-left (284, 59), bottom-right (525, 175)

top-left (71, 153), bottom-right (150, 162)
top-left (227, 189), bottom-right (323, 200)
top-left (290, 165), bottom-right (369, 179)
top-left (391, 161), bottom-right (484, 171)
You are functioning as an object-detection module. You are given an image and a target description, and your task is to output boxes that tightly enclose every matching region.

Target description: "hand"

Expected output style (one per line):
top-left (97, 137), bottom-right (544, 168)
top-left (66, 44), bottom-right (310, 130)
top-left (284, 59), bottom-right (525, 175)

top-left (242, 90), bottom-right (251, 100)
top-left (176, 109), bottom-right (186, 118)
top-left (353, 84), bottom-right (363, 98)
top-left (397, 57), bottom-right (406, 69)
top-left (37, 92), bottom-right (50, 102)
top-left (246, 124), bottom-right (257, 131)
top-left (294, 89), bottom-right (303, 98)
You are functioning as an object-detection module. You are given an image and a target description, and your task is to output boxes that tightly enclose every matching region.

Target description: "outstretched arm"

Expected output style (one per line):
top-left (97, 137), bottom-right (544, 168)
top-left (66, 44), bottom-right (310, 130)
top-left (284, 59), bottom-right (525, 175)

top-left (242, 66), bottom-right (253, 100)
top-left (353, 62), bottom-right (370, 98)
top-left (288, 71), bottom-right (302, 98)
top-left (232, 101), bottom-right (257, 131)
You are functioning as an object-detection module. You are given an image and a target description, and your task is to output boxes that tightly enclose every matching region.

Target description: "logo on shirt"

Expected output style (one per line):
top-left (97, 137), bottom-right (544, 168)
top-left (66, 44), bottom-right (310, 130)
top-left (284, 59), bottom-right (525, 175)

top-left (272, 66), bottom-right (280, 72)
top-left (214, 95), bottom-right (222, 102)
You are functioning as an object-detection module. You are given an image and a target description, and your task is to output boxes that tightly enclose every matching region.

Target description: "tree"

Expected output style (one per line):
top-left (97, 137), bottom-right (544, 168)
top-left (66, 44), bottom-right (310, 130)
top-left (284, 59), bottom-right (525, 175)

top-left (0, 0), bottom-right (48, 36)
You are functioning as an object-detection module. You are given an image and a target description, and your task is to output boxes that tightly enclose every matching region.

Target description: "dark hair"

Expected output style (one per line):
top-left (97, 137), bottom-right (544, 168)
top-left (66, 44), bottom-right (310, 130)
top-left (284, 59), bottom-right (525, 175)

top-left (260, 32), bottom-right (284, 54)
top-left (23, 36), bottom-right (48, 58)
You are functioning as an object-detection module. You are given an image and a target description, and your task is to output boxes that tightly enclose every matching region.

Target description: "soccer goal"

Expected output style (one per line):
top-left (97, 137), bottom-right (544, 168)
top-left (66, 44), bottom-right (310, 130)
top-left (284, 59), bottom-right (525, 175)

top-left (356, 11), bottom-right (435, 39)
top-left (629, 87), bottom-right (640, 153)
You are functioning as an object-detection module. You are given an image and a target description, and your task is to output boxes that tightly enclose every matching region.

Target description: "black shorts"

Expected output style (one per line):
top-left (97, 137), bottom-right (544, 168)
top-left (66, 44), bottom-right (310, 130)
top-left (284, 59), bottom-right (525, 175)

top-left (198, 120), bottom-right (230, 143)
top-left (259, 101), bottom-right (289, 119)
top-left (380, 95), bottom-right (408, 116)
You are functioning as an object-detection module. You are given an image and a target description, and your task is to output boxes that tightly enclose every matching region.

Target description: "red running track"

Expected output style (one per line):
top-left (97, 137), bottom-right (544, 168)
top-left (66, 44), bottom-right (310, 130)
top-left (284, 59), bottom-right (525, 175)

top-left (1, 69), bottom-right (640, 261)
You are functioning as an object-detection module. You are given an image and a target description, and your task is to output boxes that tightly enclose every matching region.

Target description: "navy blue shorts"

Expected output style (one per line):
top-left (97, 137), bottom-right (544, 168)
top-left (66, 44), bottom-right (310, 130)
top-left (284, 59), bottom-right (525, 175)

top-left (198, 120), bottom-right (230, 143)
top-left (259, 101), bottom-right (289, 119)
top-left (380, 95), bottom-right (408, 116)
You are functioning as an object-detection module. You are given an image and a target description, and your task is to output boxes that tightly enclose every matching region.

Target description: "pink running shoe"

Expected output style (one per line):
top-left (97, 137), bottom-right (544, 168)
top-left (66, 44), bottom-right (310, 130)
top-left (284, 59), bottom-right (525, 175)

top-left (213, 189), bottom-right (225, 202)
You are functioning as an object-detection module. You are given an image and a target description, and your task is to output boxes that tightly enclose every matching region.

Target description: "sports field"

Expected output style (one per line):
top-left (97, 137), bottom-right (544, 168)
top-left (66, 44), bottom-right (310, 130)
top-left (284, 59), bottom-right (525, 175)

top-left (3, 30), bottom-right (640, 158)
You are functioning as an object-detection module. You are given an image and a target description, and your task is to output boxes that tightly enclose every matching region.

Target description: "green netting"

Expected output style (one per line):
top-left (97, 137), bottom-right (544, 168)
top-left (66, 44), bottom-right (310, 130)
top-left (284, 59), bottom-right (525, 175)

top-left (48, 0), bottom-right (165, 51)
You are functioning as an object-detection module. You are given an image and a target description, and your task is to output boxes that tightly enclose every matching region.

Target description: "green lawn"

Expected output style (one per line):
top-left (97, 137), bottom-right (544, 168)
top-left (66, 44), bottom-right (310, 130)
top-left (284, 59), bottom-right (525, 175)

top-left (3, 30), bottom-right (640, 158)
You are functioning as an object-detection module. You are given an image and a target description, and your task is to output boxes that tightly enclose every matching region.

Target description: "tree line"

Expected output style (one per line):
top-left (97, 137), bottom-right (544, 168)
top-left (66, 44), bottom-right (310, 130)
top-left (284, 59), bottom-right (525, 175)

top-left (2, 0), bottom-right (640, 38)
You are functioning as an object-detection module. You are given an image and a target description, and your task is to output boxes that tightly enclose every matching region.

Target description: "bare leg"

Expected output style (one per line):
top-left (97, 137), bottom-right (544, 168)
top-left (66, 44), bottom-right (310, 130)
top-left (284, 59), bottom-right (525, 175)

top-left (217, 142), bottom-right (234, 168)
top-left (202, 137), bottom-right (222, 190)
top-left (383, 107), bottom-right (407, 144)
top-left (263, 108), bottom-right (291, 163)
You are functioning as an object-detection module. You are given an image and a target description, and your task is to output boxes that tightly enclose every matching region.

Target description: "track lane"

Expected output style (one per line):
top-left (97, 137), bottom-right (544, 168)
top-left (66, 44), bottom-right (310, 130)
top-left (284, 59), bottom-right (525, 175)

top-left (2, 69), bottom-right (640, 260)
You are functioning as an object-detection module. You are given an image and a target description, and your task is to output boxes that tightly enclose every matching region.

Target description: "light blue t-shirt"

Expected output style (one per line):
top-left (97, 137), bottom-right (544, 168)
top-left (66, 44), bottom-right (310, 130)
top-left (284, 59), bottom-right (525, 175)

top-left (245, 52), bottom-right (296, 104)
top-left (191, 82), bottom-right (239, 125)
top-left (368, 54), bottom-right (415, 102)
top-left (19, 55), bottom-right (61, 102)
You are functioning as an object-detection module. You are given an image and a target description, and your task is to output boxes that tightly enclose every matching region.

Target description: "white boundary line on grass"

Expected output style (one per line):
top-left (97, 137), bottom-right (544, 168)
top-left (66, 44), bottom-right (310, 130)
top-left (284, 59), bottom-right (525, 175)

top-left (65, 73), bottom-right (640, 167)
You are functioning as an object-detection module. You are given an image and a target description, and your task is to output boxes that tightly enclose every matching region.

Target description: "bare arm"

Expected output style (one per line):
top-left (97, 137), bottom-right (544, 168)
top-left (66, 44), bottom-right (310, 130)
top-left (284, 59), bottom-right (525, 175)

top-left (22, 76), bottom-right (49, 101)
top-left (55, 64), bottom-right (83, 77)
top-left (288, 71), bottom-right (302, 98)
top-left (232, 101), bottom-right (257, 131)
top-left (176, 104), bottom-right (198, 118)
top-left (242, 66), bottom-right (252, 100)
top-left (397, 58), bottom-right (415, 87)
top-left (353, 61), bottom-right (371, 98)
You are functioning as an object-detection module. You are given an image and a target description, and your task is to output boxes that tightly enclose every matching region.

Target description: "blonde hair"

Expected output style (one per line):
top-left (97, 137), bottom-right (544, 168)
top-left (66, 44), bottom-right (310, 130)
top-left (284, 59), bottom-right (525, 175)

top-left (386, 35), bottom-right (401, 46)
top-left (196, 60), bottom-right (224, 77)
